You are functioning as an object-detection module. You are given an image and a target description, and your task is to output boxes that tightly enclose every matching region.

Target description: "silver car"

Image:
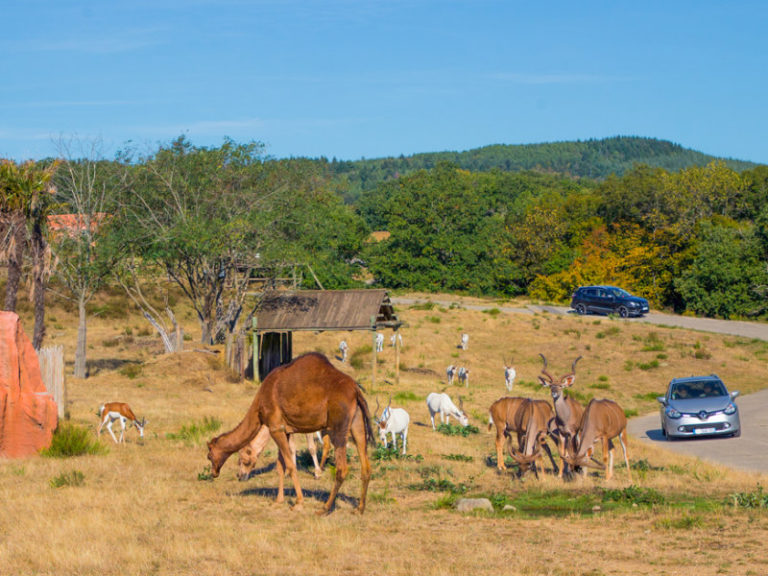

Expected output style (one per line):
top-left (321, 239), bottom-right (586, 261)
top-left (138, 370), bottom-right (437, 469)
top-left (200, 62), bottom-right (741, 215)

top-left (657, 375), bottom-right (741, 440)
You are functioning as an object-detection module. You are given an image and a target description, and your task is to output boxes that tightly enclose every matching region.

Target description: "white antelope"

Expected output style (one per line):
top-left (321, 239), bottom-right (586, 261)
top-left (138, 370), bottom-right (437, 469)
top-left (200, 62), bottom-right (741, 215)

top-left (98, 402), bottom-right (147, 444)
top-left (426, 392), bottom-right (469, 429)
top-left (390, 333), bottom-right (403, 347)
top-left (458, 366), bottom-right (470, 387)
top-left (237, 426), bottom-right (330, 481)
top-left (375, 398), bottom-right (410, 455)
top-left (339, 340), bottom-right (348, 362)
top-left (375, 332), bottom-right (384, 352)
top-left (446, 365), bottom-right (457, 386)
top-left (460, 333), bottom-right (469, 350)
top-left (504, 365), bottom-right (516, 392)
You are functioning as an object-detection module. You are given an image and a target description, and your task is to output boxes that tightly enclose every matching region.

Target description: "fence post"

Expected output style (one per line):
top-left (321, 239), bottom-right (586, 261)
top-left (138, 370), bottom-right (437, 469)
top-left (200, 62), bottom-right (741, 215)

top-left (38, 345), bottom-right (65, 420)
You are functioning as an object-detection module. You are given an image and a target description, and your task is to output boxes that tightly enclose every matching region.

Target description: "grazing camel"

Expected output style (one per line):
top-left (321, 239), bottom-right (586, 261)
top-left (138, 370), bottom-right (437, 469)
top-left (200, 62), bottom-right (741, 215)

top-left (207, 352), bottom-right (375, 514)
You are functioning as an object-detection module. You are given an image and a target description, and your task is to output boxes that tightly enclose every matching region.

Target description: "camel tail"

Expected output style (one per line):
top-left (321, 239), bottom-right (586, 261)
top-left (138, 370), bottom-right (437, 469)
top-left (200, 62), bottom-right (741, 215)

top-left (356, 387), bottom-right (377, 446)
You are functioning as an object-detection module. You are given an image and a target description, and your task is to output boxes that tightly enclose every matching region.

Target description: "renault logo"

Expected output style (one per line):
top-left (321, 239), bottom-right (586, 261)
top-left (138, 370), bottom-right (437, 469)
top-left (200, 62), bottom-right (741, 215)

top-left (698, 411), bottom-right (709, 420)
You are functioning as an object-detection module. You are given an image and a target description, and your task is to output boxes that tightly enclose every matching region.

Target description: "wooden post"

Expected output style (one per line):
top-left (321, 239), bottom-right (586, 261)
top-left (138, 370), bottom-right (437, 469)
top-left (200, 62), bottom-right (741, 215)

top-left (370, 316), bottom-right (377, 388)
top-left (394, 329), bottom-right (401, 386)
top-left (38, 345), bottom-right (65, 420)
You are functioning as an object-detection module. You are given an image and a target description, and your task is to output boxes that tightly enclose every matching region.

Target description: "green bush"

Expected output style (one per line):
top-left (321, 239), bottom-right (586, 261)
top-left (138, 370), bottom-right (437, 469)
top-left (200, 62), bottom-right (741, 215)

top-left (50, 470), bottom-right (85, 488)
top-left (41, 423), bottom-right (107, 458)
top-left (166, 416), bottom-right (222, 445)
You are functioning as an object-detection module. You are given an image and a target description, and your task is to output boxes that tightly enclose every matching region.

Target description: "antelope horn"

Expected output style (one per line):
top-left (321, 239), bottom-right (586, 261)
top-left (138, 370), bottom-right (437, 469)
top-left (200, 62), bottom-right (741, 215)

top-left (373, 397), bottom-right (380, 422)
top-left (458, 396), bottom-right (464, 410)
top-left (571, 356), bottom-right (583, 373)
top-left (538, 353), bottom-right (555, 383)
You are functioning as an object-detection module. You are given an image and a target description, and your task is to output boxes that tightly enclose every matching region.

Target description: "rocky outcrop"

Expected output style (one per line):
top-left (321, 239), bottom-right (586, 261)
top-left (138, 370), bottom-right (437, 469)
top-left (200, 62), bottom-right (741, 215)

top-left (0, 311), bottom-right (58, 457)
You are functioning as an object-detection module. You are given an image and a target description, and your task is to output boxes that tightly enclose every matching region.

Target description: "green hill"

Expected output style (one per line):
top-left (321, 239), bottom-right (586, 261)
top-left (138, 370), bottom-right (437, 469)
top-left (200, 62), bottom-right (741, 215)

top-left (330, 136), bottom-right (758, 202)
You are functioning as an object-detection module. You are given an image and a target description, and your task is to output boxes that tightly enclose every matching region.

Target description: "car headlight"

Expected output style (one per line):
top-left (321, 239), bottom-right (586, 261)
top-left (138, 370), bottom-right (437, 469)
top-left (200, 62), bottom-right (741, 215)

top-left (723, 403), bottom-right (737, 415)
top-left (665, 406), bottom-right (682, 419)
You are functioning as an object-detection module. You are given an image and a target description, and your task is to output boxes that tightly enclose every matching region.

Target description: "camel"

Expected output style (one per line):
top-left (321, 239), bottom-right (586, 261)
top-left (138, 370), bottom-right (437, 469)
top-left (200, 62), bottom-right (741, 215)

top-left (207, 352), bottom-right (375, 514)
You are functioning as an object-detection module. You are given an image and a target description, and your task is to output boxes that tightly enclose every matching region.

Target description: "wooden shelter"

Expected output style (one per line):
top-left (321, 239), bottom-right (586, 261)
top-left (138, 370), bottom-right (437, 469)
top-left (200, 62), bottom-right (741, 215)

top-left (252, 289), bottom-right (402, 381)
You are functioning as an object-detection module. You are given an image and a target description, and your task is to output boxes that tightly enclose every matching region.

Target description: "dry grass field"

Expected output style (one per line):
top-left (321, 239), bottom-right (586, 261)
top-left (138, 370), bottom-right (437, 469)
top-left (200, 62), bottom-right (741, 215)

top-left (2, 290), bottom-right (768, 575)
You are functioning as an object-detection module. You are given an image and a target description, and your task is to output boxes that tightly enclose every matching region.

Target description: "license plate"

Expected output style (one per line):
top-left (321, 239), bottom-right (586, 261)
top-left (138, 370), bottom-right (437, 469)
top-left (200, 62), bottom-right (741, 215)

top-left (694, 427), bottom-right (716, 435)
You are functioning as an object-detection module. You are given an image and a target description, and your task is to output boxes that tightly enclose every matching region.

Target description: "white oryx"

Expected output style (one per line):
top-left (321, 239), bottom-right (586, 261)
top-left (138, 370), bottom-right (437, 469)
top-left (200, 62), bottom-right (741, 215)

top-left (374, 398), bottom-right (410, 454)
top-left (375, 332), bottom-right (384, 352)
top-left (390, 333), bottom-right (403, 347)
top-left (458, 366), bottom-right (470, 387)
top-left (446, 365), bottom-right (457, 386)
top-left (426, 392), bottom-right (469, 429)
top-left (98, 402), bottom-right (147, 444)
top-left (460, 333), bottom-right (469, 350)
top-left (339, 340), bottom-right (348, 362)
top-left (504, 365), bottom-right (516, 392)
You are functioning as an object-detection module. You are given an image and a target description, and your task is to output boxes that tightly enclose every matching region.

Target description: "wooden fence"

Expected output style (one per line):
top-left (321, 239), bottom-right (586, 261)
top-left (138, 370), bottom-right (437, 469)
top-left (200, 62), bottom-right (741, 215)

top-left (38, 345), bottom-right (65, 419)
top-left (225, 333), bottom-right (250, 380)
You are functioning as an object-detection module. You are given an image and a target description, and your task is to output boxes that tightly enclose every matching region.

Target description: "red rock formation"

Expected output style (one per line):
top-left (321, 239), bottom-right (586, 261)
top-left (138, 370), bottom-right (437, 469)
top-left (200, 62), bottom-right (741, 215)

top-left (0, 311), bottom-right (58, 457)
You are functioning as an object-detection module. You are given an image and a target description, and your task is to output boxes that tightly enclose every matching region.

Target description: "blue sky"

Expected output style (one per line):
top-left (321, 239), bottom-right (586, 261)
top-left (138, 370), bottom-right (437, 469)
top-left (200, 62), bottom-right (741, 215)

top-left (3, 0), bottom-right (767, 164)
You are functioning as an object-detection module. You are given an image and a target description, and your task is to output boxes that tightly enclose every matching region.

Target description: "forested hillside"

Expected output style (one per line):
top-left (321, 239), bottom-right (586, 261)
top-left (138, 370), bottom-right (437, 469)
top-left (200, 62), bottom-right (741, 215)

top-left (2, 135), bottom-right (768, 363)
top-left (330, 136), bottom-right (757, 204)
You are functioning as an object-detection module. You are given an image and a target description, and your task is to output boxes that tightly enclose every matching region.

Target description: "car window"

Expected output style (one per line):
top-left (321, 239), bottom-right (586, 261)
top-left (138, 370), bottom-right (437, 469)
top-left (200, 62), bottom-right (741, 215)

top-left (671, 384), bottom-right (690, 400)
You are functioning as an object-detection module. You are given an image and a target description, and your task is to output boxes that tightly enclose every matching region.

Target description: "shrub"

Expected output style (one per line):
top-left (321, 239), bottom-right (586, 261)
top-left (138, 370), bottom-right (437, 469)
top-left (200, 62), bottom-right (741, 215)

top-left (50, 470), bottom-right (85, 488)
top-left (729, 485), bottom-right (768, 508)
top-left (166, 416), bottom-right (222, 445)
top-left (41, 423), bottom-right (107, 458)
top-left (119, 363), bottom-right (143, 379)
top-left (436, 423), bottom-right (479, 437)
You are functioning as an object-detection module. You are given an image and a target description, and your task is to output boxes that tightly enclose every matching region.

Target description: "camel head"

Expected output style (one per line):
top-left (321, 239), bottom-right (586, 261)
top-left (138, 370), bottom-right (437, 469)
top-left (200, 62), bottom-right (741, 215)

top-left (207, 437), bottom-right (225, 478)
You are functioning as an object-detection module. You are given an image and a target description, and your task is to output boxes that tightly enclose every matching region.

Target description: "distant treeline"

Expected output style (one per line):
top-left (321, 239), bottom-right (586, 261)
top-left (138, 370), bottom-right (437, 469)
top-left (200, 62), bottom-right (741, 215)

top-left (328, 136), bottom-right (757, 204)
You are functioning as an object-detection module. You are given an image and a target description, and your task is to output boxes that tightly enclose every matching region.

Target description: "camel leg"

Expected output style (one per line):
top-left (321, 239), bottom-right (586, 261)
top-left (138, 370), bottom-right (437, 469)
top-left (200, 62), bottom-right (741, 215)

top-left (318, 433), bottom-right (331, 471)
top-left (275, 450), bottom-right (286, 504)
top-left (306, 434), bottom-right (322, 478)
top-left (271, 430), bottom-right (303, 510)
top-left (319, 431), bottom-right (348, 515)
top-left (350, 411), bottom-right (371, 514)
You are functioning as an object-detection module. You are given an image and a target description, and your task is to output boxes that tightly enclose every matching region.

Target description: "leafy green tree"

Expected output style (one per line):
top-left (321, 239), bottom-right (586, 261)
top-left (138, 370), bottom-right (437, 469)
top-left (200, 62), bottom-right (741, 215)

top-left (675, 218), bottom-right (768, 318)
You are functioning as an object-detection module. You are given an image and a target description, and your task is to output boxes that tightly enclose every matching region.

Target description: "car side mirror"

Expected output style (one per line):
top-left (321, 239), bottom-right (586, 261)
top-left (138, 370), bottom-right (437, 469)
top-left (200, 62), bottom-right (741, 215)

top-left (656, 396), bottom-right (666, 405)
top-left (730, 391), bottom-right (740, 400)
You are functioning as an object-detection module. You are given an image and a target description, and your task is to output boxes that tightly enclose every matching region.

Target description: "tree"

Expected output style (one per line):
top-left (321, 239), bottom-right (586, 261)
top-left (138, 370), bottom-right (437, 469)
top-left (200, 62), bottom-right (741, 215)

top-left (50, 138), bottom-right (120, 377)
top-left (0, 159), bottom-right (58, 348)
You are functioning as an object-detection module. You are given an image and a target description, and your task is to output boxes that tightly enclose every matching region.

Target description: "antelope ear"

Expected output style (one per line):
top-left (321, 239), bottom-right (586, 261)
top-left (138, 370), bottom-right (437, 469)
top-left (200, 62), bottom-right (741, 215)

top-left (561, 375), bottom-right (576, 388)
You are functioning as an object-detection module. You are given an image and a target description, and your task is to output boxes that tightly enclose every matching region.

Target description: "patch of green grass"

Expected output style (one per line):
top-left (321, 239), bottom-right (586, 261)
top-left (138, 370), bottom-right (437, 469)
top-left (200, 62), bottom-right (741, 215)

top-left (596, 326), bottom-right (621, 339)
top-left (118, 363), bottom-right (143, 379)
top-left (482, 308), bottom-right (501, 317)
top-left (602, 485), bottom-right (665, 506)
top-left (436, 423), bottom-right (479, 437)
top-left (728, 484), bottom-right (768, 509)
top-left (41, 423), bottom-right (107, 458)
top-left (393, 391), bottom-right (421, 402)
top-left (409, 301), bottom-right (436, 311)
top-left (166, 416), bottom-right (222, 445)
top-left (442, 453), bottom-right (474, 462)
top-left (634, 392), bottom-right (663, 402)
top-left (426, 315), bottom-right (441, 324)
top-left (50, 470), bottom-right (85, 488)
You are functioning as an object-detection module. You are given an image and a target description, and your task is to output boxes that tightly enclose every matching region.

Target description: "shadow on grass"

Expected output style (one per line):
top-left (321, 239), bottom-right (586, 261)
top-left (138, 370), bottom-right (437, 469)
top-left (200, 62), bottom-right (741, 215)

top-left (238, 486), bottom-right (359, 511)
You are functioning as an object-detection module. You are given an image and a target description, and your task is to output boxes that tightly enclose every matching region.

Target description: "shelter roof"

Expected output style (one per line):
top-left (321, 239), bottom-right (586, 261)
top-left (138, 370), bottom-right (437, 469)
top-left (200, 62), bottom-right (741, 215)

top-left (254, 289), bottom-right (400, 332)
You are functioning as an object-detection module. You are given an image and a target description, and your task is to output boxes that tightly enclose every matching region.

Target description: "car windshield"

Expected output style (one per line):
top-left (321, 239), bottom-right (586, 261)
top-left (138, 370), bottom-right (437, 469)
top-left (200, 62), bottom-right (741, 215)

top-left (671, 380), bottom-right (726, 400)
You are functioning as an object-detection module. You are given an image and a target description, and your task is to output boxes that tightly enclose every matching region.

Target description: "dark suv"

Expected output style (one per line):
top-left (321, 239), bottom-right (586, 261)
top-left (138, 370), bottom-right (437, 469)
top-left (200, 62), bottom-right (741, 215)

top-left (570, 285), bottom-right (649, 318)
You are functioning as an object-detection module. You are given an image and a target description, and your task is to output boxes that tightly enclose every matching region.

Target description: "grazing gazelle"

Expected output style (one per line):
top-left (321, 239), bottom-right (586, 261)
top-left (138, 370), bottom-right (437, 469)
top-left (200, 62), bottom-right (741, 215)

top-left (98, 402), bottom-right (147, 444)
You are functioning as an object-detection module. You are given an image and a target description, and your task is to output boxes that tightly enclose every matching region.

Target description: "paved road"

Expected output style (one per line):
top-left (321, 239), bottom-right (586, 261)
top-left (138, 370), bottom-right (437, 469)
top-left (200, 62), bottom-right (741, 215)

top-left (393, 297), bottom-right (768, 473)
top-left (628, 389), bottom-right (768, 473)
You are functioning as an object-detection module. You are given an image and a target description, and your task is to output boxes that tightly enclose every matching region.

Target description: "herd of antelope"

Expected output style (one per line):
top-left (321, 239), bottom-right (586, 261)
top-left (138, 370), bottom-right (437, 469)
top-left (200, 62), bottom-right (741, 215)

top-left (98, 331), bottom-right (631, 515)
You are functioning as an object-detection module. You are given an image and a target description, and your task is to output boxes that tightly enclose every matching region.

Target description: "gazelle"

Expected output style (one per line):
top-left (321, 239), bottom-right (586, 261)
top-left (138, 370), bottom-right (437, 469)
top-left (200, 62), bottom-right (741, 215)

top-left (538, 354), bottom-right (585, 478)
top-left (98, 402), bottom-right (147, 444)
top-left (565, 398), bottom-right (631, 481)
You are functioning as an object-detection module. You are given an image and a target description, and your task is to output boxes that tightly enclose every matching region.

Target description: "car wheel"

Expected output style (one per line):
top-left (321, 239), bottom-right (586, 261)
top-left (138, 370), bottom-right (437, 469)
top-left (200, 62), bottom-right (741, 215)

top-left (661, 424), bottom-right (667, 438)
top-left (575, 303), bottom-right (587, 315)
top-left (618, 306), bottom-right (629, 318)
top-left (732, 428), bottom-right (741, 438)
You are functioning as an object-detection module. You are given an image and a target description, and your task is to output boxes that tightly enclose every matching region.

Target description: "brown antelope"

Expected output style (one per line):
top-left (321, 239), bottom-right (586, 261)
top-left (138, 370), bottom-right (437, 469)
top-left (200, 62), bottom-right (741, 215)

top-left (237, 426), bottom-right (332, 481)
top-left (98, 402), bottom-right (147, 444)
top-left (565, 398), bottom-right (631, 481)
top-left (207, 352), bottom-right (375, 514)
top-left (487, 396), bottom-right (529, 472)
top-left (508, 399), bottom-right (560, 478)
top-left (538, 354), bottom-right (585, 478)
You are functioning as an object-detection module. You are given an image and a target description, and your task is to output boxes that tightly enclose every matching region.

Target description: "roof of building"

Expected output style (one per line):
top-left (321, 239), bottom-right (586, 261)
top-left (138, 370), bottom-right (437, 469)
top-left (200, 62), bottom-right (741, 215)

top-left (253, 289), bottom-right (400, 332)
